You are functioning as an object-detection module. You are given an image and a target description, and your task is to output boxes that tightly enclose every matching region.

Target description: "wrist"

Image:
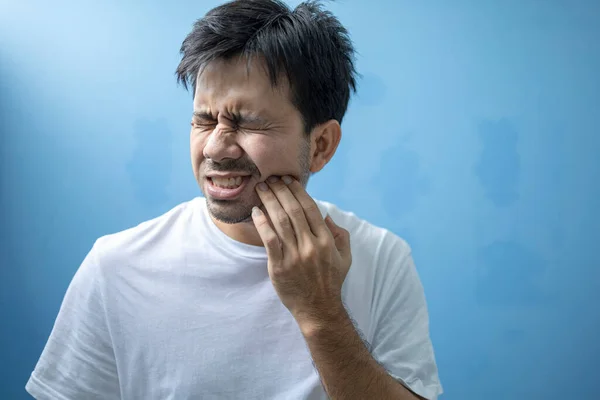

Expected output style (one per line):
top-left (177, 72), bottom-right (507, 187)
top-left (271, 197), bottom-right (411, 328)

top-left (295, 303), bottom-right (350, 338)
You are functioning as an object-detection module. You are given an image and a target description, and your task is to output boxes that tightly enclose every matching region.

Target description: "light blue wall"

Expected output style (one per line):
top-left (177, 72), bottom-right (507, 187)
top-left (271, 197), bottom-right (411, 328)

top-left (1, 1), bottom-right (599, 398)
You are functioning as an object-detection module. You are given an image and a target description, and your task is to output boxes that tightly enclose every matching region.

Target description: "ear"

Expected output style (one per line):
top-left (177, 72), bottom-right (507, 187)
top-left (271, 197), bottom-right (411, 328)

top-left (309, 119), bottom-right (342, 174)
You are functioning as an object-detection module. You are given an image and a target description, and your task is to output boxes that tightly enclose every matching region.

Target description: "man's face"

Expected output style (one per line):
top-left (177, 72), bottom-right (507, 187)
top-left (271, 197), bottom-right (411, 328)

top-left (191, 57), bottom-right (312, 224)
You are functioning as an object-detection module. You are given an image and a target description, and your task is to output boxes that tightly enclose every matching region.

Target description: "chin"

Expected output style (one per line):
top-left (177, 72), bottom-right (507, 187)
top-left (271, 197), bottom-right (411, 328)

top-left (205, 196), bottom-right (257, 225)
top-left (211, 212), bottom-right (253, 225)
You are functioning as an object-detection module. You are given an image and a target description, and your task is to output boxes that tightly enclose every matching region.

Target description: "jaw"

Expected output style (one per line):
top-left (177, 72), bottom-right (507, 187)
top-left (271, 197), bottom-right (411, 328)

top-left (204, 179), bottom-right (262, 225)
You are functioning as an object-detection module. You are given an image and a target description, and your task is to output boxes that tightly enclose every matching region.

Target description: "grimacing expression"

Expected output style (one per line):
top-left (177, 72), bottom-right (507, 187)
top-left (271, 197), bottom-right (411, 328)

top-left (191, 57), bottom-right (312, 224)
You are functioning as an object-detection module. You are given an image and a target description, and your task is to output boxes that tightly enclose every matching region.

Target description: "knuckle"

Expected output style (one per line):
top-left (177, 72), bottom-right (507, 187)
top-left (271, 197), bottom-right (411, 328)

top-left (255, 218), bottom-right (270, 228)
top-left (289, 206), bottom-right (304, 219)
top-left (301, 246), bottom-right (318, 261)
top-left (319, 236), bottom-right (333, 249)
top-left (276, 212), bottom-right (291, 226)
top-left (274, 184), bottom-right (288, 194)
top-left (265, 234), bottom-right (280, 248)
top-left (303, 202), bottom-right (319, 214)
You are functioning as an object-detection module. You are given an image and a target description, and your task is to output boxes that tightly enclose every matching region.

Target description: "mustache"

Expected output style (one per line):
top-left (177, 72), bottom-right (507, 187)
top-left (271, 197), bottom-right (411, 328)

top-left (204, 159), bottom-right (259, 175)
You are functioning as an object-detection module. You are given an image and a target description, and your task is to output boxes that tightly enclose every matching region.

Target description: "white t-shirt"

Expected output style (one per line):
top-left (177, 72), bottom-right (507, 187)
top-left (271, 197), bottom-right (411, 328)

top-left (26, 197), bottom-right (442, 400)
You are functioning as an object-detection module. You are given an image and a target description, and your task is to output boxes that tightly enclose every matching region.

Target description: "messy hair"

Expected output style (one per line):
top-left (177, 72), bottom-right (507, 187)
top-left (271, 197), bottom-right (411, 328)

top-left (176, 0), bottom-right (358, 132)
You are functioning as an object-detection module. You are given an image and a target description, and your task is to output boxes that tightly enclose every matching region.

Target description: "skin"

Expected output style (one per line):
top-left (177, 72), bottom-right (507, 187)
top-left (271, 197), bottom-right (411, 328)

top-left (253, 176), bottom-right (423, 400)
top-left (191, 56), bottom-right (422, 399)
top-left (191, 56), bottom-right (339, 246)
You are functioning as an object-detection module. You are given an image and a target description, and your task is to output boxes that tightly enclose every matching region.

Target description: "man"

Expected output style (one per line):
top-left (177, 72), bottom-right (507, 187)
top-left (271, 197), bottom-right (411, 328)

top-left (26, 1), bottom-right (442, 399)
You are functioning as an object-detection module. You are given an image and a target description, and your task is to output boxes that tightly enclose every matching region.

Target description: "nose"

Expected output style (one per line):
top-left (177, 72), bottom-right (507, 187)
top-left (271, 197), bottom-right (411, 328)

top-left (202, 125), bottom-right (243, 163)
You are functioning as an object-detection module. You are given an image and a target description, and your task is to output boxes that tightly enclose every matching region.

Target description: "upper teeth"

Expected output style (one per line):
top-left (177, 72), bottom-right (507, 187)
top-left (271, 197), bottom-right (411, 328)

top-left (212, 176), bottom-right (243, 188)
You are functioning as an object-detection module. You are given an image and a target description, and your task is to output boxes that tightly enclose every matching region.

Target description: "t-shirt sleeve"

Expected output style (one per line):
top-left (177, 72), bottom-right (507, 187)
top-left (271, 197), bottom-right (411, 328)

top-left (369, 232), bottom-right (443, 400)
top-left (26, 241), bottom-right (121, 400)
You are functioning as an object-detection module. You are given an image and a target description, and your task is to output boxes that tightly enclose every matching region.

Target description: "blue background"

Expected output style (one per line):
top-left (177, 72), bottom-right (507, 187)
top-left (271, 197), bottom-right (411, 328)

top-left (1, 0), bottom-right (599, 398)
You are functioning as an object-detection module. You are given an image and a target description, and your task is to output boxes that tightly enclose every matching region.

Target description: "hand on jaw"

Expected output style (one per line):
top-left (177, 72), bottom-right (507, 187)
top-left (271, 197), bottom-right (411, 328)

top-left (251, 175), bottom-right (352, 329)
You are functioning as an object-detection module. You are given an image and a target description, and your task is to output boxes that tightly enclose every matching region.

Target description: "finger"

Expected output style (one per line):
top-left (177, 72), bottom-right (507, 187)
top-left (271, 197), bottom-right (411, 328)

top-left (251, 206), bottom-right (283, 262)
top-left (325, 215), bottom-right (351, 255)
top-left (325, 215), bottom-right (352, 273)
top-left (255, 180), bottom-right (297, 252)
top-left (257, 203), bottom-right (279, 243)
top-left (266, 176), bottom-right (314, 248)
top-left (284, 177), bottom-right (329, 237)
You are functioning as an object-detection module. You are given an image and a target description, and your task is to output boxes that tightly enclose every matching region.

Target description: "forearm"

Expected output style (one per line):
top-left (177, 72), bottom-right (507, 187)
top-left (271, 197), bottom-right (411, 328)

top-left (298, 306), bottom-right (422, 400)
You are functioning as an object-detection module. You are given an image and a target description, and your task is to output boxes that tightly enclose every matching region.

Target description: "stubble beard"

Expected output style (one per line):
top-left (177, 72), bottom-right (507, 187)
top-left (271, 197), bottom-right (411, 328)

top-left (203, 139), bottom-right (312, 225)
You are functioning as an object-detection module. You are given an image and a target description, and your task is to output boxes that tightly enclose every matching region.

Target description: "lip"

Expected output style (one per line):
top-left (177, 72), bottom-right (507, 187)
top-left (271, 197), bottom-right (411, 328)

top-left (206, 172), bottom-right (252, 179)
top-left (205, 175), bottom-right (252, 200)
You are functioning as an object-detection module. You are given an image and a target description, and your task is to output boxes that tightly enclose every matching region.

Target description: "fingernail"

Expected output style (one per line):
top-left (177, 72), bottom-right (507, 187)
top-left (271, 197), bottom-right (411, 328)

top-left (267, 176), bottom-right (279, 183)
top-left (252, 206), bottom-right (261, 216)
top-left (282, 175), bottom-right (292, 185)
top-left (257, 182), bottom-right (268, 191)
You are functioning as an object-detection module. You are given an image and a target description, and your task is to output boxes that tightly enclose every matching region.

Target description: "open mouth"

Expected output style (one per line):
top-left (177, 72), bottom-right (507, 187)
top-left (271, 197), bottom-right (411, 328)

top-left (205, 176), bottom-right (251, 200)
top-left (210, 176), bottom-right (245, 189)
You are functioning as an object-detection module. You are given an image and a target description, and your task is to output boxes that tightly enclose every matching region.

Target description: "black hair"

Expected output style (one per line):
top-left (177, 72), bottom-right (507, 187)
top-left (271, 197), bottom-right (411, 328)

top-left (176, 0), bottom-right (358, 133)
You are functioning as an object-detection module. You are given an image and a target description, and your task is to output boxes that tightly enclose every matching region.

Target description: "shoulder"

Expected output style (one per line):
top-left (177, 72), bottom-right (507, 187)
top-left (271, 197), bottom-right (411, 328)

top-left (91, 197), bottom-right (201, 268)
top-left (315, 199), bottom-right (419, 317)
top-left (315, 199), bottom-right (412, 263)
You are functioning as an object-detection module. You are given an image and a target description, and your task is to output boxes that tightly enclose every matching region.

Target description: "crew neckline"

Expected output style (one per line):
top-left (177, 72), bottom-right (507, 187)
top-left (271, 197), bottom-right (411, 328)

top-left (194, 197), bottom-right (268, 260)
top-left (192, 196), bottom-right (330, 260)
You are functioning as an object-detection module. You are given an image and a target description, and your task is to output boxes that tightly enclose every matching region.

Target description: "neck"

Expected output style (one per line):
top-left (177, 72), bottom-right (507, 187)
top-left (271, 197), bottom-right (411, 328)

top-left (210, 214), bottom-right (265, 247)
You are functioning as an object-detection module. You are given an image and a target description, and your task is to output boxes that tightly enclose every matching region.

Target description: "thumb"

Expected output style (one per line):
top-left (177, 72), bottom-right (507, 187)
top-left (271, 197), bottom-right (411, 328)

top-left (324, 215), bottom-right (351, 258)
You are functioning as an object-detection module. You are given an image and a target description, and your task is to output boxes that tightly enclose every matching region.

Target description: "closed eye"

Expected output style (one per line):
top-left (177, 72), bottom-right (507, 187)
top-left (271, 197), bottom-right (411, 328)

top-left (192, 120), bottom-right (216, 127)
top-left (231, 114), bottom-right (271, 131)
top-left (191, 111), bottom-right (271, 131)
top-left (192, 111), bottom-right (217, 128)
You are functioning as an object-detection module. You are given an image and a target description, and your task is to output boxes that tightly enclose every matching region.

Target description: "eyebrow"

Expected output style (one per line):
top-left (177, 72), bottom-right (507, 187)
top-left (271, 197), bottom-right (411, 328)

top-left (192, 111), bottom-right (215, 122)
top-left (192, 111), bottom-right (268, 126)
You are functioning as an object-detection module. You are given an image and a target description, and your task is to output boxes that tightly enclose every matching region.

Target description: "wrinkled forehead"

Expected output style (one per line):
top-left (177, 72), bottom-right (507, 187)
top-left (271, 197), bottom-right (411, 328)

top-left (195, 56), bottom-right (290, 98)
top-left (193, 56), bottom-right (294, 116)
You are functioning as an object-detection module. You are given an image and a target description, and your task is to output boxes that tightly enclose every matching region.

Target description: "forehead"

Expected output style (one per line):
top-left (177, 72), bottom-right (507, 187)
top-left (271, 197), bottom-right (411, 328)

top-left (194, 57), bottom-right (292, 114)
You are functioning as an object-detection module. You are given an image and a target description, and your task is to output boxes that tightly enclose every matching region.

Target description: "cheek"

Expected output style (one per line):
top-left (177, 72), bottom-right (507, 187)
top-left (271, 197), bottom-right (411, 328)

top-left (190, 131), bottom-right (206, 162)
top-left (244, 136), bottom-right (302, 173)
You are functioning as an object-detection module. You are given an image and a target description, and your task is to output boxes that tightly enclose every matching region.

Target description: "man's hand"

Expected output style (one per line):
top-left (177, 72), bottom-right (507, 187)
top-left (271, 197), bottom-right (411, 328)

top-left (252, 175), bottom-right (352, 330)
top-left (252, 176), bottom-right (423, 399)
